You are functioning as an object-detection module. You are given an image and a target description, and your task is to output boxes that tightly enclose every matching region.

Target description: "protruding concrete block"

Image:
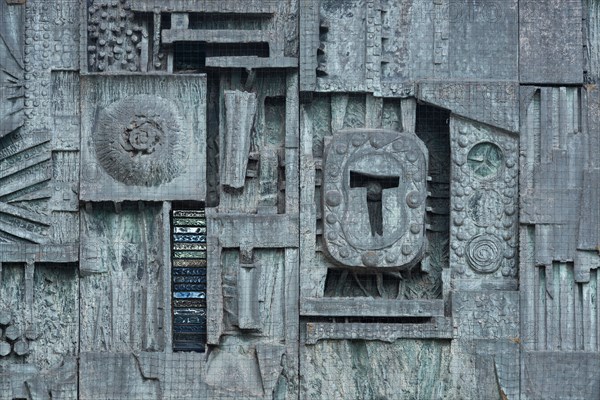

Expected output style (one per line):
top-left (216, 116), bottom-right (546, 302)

top-left (0, 341), bottom-right (10, 356)
top-left (237, 263), bottom-right (261, 330)
top-left (256, 343), bottom-right (285, 396)
top-left (80, 75), bottom-right (207, 202)
top-left (0, 310), bottom-right (11, 326)
top-left (25, 326), bottom-right (40, 341)
top-left (418, 81), bottom-right (519, 133)
top-left (25, 376), bottom-right (50, 400)
top-left (523, 352), bottom-right (600, 399)
top-left (221, 90), bottom-right (258, 189)
top-left (13, 339), bottom-right (28, 356)
top-left (4, 325), bottom-right (20, 342)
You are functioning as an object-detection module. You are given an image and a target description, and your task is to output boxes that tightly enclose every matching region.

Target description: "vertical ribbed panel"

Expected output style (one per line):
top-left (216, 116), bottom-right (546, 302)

top-left (535, 265), bottom-right (599, 351)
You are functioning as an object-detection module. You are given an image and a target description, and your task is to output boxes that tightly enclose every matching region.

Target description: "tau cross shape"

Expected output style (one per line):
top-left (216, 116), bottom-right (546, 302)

top-left (350, 171), bottom-right (400, 237)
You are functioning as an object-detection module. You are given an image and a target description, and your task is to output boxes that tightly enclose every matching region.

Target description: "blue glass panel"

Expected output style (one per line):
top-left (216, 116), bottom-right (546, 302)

top-left (172, 259), bottom-right (207, 267)
top-left (174, 324), bottom-right (206, 333)
top-left (173, 333), bottom-right (206, 343)
top-left (174, 227), bottom-right (207, 234)
top-left (173, 210), bottom-right (205, 218)
top-left (173, 291), bottom-right (206, 299)
top-left (172, 209), bottom-right (207, 352)
top-left (174, 283), bottom-right (207, 292)
top-left (174, 315), bottom-right (207, 325)
top-left (173, 299), bottom-right (206, 308)
top-left (173, 234), bottom-right (207, 243)
top-left (173, 218), bottom-right (206, 226)
top-left (172, 267), bottom-right (206, 276)
top-left (172, 343), bottom-right (205, 352)
top-left (174, 308), bottom-right (207, 316)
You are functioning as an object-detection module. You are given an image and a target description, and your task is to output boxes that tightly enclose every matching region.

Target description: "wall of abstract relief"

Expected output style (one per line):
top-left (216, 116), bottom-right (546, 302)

top-left (0, 0), bottom-right (599, 399)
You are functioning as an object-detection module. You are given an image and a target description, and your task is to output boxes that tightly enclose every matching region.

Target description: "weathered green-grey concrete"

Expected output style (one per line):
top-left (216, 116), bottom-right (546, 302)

top-left (0, 0), bottom-right (598, 399)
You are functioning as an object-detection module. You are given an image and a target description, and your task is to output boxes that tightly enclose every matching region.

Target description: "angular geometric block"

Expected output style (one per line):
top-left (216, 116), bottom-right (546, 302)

top-left (237, 263), bottom-right (261, 330)
top-left (80, 75), bottom-right (206, 202)
top-left (449, 116), bottom-right (519, 284)
top-left (520, 0), bottom-right (583, 84)
top-left (221, 90), bottom-right (257, 189)
top-left (418, 81), bottom-right (519, 133)
top-left (523, 352), bottom-right (600, 399)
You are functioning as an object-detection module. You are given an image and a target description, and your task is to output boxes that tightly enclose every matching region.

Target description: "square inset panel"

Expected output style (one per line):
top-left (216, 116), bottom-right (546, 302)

top-left (80, 75), bottom-right (206, 202)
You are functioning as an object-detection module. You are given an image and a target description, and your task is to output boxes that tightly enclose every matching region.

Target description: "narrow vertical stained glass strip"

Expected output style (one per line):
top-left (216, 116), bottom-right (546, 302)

top-left (172, 207), bottom-right (207, 352)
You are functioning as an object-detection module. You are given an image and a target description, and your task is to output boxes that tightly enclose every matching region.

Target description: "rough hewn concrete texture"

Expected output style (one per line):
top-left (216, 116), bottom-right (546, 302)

top-left (301, 340), bottom-right (451, 400)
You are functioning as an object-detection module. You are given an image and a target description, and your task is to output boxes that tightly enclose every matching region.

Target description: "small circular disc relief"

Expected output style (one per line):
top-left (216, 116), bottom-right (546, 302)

top-left (467, 142), bottom-right (503, 179)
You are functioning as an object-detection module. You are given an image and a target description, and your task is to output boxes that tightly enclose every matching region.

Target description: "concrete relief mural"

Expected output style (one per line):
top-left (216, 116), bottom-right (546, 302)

top-left (0, 0), bottom-right (598, 399)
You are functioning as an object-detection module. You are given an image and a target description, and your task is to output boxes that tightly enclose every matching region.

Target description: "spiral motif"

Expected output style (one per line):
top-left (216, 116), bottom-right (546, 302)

top-left (465, 234), bottom-right (503, 273)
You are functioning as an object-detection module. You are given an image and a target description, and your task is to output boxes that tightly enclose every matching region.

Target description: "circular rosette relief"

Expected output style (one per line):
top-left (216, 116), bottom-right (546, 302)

top-left (93, 95), bottom-right (189, 186)
top-left (465, 234), bottom-right (503, 273)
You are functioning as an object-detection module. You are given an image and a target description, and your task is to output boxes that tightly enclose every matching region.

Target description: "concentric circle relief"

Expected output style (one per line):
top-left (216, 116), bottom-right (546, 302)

top-left (465, 234), bottom-right (503, 273)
